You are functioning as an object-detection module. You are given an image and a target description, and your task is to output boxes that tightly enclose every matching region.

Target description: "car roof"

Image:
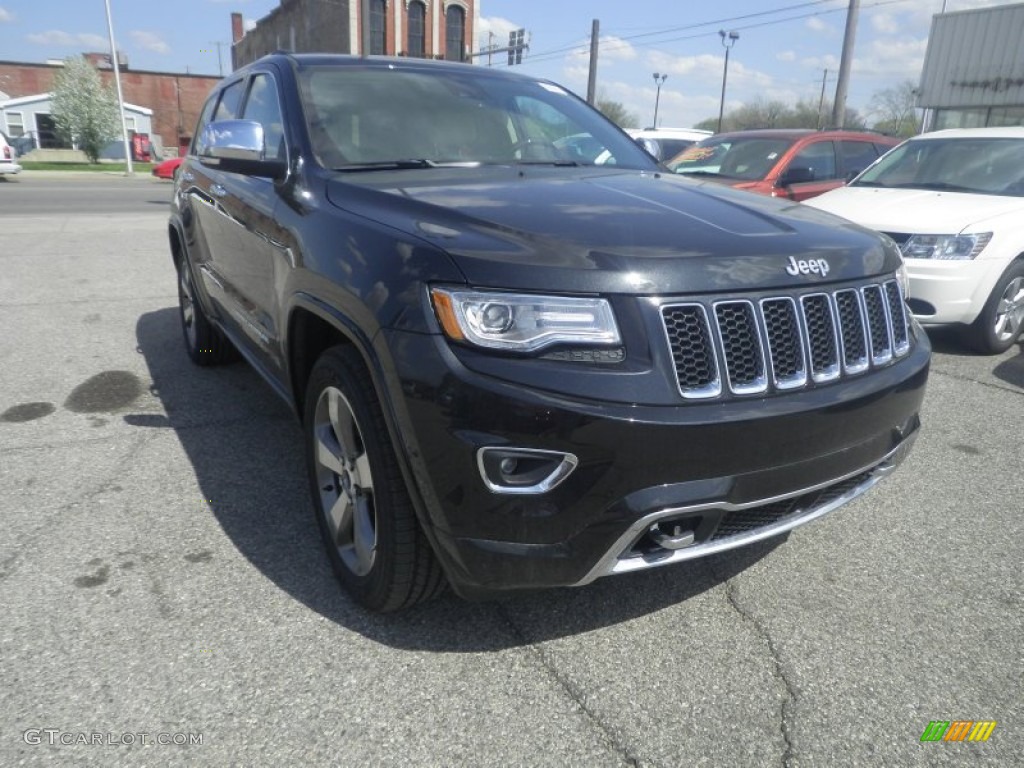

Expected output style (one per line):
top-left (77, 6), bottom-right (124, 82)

top-left (910, 126), bottom-right (1024, 140)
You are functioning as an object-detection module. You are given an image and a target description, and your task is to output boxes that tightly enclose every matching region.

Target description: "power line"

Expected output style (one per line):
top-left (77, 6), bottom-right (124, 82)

top-left (511, 0), bottom-right (913, 67)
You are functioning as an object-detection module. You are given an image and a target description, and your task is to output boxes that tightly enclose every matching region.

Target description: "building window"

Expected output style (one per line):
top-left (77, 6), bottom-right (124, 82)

top-left (369, 0), bottom-right (386, 55)
top-left (933, 108), bottom-right (987, 130)
top-left (407, 1), bottom-right (426, 58)
top-left (445, 5), bottom-right (465, 61)
top-left (124, 116), bottom-right (137, 133)
top-left (6, 111), bottom-right (24, 138)
top-left (987, 107), bottom-right (1024, 127)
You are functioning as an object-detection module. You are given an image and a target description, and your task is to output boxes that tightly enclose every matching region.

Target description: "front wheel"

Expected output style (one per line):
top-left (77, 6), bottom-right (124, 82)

top-left (304, 346), bottom-right (445, 612)
top-left (966, 260), bottom-right (1024, 354)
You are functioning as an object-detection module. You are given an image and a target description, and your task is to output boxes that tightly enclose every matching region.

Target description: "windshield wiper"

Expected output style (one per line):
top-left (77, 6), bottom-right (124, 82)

top-left (889, 181), bottom-right (978, 193)
top-left (333, 159), bottom-right (483, 172)
top-left (514, 160), bottom-right (581, 167)
top-left (676, 170), bottom-right (722, 177)
top-left (851, 180), bottom-right (888, 188)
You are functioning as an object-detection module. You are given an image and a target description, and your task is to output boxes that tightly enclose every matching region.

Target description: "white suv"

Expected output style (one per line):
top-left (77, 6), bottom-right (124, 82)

top-left (0, 132), bottom-right (22, 176)
top-left (626, 127), bottom-right (712, 162)
top-left (805, 127), bottom-right (1024, 354)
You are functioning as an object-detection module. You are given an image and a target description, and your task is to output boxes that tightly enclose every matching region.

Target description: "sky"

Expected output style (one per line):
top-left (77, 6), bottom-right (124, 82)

top-left (0, 0), bottom-right (1018, 127)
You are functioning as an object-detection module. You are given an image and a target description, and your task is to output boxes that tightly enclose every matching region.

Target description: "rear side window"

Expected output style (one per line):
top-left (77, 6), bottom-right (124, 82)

top-left (191, 94), bottom-right (219, 155)
top-left (213, 80), bottom-right (246, 122)
top-left (789, 140), bottom-right (837, 181)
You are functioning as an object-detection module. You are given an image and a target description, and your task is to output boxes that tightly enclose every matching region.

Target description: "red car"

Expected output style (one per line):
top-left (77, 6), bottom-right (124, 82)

top-left (152, 156), bottom-right (183, 180)
top-left (667, 129), bottom-right (900, 201)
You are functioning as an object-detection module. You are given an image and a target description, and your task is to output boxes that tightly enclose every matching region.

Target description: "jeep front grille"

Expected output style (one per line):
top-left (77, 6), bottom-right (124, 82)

top-left (661, 279), bottom-right (911, 399)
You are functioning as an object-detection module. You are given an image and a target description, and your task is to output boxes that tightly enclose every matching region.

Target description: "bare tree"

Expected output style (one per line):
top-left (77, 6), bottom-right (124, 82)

top-left (51, 56), bottom-right (120, 163)
top-left (869, 80), bottom-right (920, 137)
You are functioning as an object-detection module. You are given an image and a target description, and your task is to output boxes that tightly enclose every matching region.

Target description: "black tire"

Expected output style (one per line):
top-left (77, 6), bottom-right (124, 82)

top-left (966, 260), bottom-right (1024, 354)
top-left (304, 346), bottom-right (445, 612)
top-left (176, 258), bottom-right (233, 365)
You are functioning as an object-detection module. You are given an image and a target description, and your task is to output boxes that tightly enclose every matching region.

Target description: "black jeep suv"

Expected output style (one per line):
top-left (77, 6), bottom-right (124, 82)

top-left (168, 54), bottom-right (930, 611)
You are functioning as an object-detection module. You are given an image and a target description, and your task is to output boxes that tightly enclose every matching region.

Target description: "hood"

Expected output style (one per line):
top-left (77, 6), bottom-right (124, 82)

top-left (326, 167), bottom-right (898, 295)
top-left (806, 186), bottom-right (1024, 235)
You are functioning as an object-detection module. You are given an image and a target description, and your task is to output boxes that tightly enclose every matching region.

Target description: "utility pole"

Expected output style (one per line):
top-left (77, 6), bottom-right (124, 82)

top-left (103, 0), bottom-right (132, 175)
top-left (832, 0), bottom-right (860, 129)
top-left (586, 19), bottom-right (599, 105)
top-left (817, 68), bottom-right (829, 129)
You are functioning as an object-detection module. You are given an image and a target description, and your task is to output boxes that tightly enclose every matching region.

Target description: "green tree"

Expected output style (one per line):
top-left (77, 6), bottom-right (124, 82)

top-left (51, 56), bottom-right (121, 163)
top-left (869, 80), bottom-right (920, 137)
top-left (597, 97), bottom-right (639, 129)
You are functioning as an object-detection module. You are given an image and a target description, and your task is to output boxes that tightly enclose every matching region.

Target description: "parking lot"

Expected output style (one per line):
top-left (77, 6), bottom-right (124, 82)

top-left (1, 173), bottom-right (1021, 766)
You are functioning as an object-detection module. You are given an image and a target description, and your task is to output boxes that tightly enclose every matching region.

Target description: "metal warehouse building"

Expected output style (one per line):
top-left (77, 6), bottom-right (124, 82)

top-left (918, 2), bottom-right (1024, 130)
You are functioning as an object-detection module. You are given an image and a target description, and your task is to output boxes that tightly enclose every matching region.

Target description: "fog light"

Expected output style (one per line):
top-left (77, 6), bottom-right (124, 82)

top-left (477, 447), bottom-right (578, 495)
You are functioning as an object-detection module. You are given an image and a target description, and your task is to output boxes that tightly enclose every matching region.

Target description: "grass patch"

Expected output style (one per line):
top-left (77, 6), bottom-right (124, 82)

top-left (20, 161), bottom-right (155, 173)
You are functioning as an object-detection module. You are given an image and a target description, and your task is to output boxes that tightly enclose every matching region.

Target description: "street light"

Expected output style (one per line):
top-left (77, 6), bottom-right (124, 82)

top-left (103, 0), bottom-right (133, 175)
top-left (717, 29), bottom-right (739, 134)
top-left (652, 72), bottom-right (667, 129)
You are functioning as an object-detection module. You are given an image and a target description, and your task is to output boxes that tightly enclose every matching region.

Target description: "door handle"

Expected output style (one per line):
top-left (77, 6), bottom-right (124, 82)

top-left (211, 184), bottom-right (227, 198)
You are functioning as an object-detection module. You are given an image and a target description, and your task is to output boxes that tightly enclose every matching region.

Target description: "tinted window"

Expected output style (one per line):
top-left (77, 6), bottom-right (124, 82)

top-left (369, 0), bottom-right (386, 55)
top-left (242, 73), bottom-right (287, 161)
top-left (789, 140), bottom-right (836, 181)
top-left (191, 93), bottom-right (219, 155)
top-left (214, 80), bottom-right (246, 122)
top-left (839, 140), bottom-right (879, 176)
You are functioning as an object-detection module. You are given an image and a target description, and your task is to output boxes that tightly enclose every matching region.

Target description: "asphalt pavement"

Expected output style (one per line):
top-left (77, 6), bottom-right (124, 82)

top-left (0, 174), bottom-right (1021, 767)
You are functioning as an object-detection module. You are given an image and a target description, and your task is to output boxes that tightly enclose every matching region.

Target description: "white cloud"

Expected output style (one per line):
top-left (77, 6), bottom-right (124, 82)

top-left (130, 30), bottom-right (170, 55)
top-left (244, 18), bottom-right (257, 32)
top-left (26, 29), bottom-right (108, 48)
top-left (871, 13), bottom-right (900, 35)
top-left (478, 15), bottom-right (521, 45)
top-left (0, 7), bottom-right (14, 23)
top-left (853, 38), bottom-right (929, 78)
top-left (805, 17), bottom-right (835, 34)
top-left (776, 50), bottom-right (797, 63)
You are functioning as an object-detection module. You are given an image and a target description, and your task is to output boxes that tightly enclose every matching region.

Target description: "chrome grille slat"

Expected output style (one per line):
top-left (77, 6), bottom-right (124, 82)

top-left (760, 297), bottom-right (807, 389)
top-left (862, 285), bottom-right (894, 365)
top-left (714, 301), bottom-right (767, 395)
top-left (661, 279), bottom-right (912, 400)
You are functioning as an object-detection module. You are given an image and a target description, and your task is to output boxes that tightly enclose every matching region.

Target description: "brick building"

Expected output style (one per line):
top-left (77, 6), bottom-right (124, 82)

top-left (231, 0), bottom-right (478, 69)
top-left (0, 58), bottom-right (219, 155)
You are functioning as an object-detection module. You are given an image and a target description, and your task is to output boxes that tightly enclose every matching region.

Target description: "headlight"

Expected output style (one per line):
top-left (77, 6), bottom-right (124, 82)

top-left (902, 233), bottom-right (992, 260)
top-left (430, 288), bottom-right (621, 352)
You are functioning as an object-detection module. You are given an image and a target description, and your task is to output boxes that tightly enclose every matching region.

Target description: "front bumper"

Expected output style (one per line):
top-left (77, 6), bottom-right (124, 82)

top-left (906, 257), bottom-right (1006, 326)
top-left (385, 324), bottom-right (930, 599)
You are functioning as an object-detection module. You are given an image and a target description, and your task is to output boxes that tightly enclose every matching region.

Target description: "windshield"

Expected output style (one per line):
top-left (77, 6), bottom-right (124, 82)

top-left (853, 137), bottom-right (1024, 197)
top-left (666, 136), bottom-right (794, 180)
top-left (297, 64), bottom-right (657, 171)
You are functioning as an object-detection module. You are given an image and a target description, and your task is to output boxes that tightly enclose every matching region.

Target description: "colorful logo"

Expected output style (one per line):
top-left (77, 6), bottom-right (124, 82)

top-left (920, 721), bottom-right (996, 742)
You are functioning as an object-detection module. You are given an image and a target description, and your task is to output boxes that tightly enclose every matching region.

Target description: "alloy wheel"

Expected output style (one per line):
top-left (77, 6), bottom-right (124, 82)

top-left (312, 386), bottom-right (377, 576)
top-left (993, 276), bottom-right (1024, 343)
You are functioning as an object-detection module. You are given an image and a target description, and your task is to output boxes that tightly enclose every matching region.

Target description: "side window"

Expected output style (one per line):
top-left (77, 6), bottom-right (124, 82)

top-left (873, 142), bottom-right (895, 157)
top-left (790, 140), bottom-right (837, 181)
top-left (242, 73), bottom-right (287, 161)
top-left (213, 80), bottom-right (246, 122)
top-left (840, 140), bottom-right (880, 177)
top-left (191, 93), bottom-right (219, 155)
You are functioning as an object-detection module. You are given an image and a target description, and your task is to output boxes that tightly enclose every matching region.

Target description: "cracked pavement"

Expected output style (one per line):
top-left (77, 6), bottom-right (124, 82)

top-left (1, 175), bottom-right (1021, 766)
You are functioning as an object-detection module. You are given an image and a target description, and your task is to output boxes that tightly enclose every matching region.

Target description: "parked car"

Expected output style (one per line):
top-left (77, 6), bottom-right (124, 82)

top-left (151, 156), bottom-right (183, 180)
top-left (805, 127), bottom-right (1024, 353)
top-left (667, 129), bottom-right (900, 201)
top-left (627, 127), bottom-right (713, 162)
top-left (0, 132), bottom-right (22, 176)
top-left (168, 53), bottom-right (929, 611)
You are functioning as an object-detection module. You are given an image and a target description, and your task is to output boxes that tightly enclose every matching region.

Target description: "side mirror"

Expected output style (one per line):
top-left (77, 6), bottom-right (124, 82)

top-left (199, 119), bottom-right (286, 180)
top-left (777, 166), bottom-right (815, 186)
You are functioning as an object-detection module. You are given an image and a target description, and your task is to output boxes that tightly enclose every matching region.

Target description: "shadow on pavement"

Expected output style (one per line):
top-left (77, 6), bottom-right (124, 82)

top-left (992, 343), bottom-right (1024, 389)
top-left (133, 307), bottom-right (781, 651)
